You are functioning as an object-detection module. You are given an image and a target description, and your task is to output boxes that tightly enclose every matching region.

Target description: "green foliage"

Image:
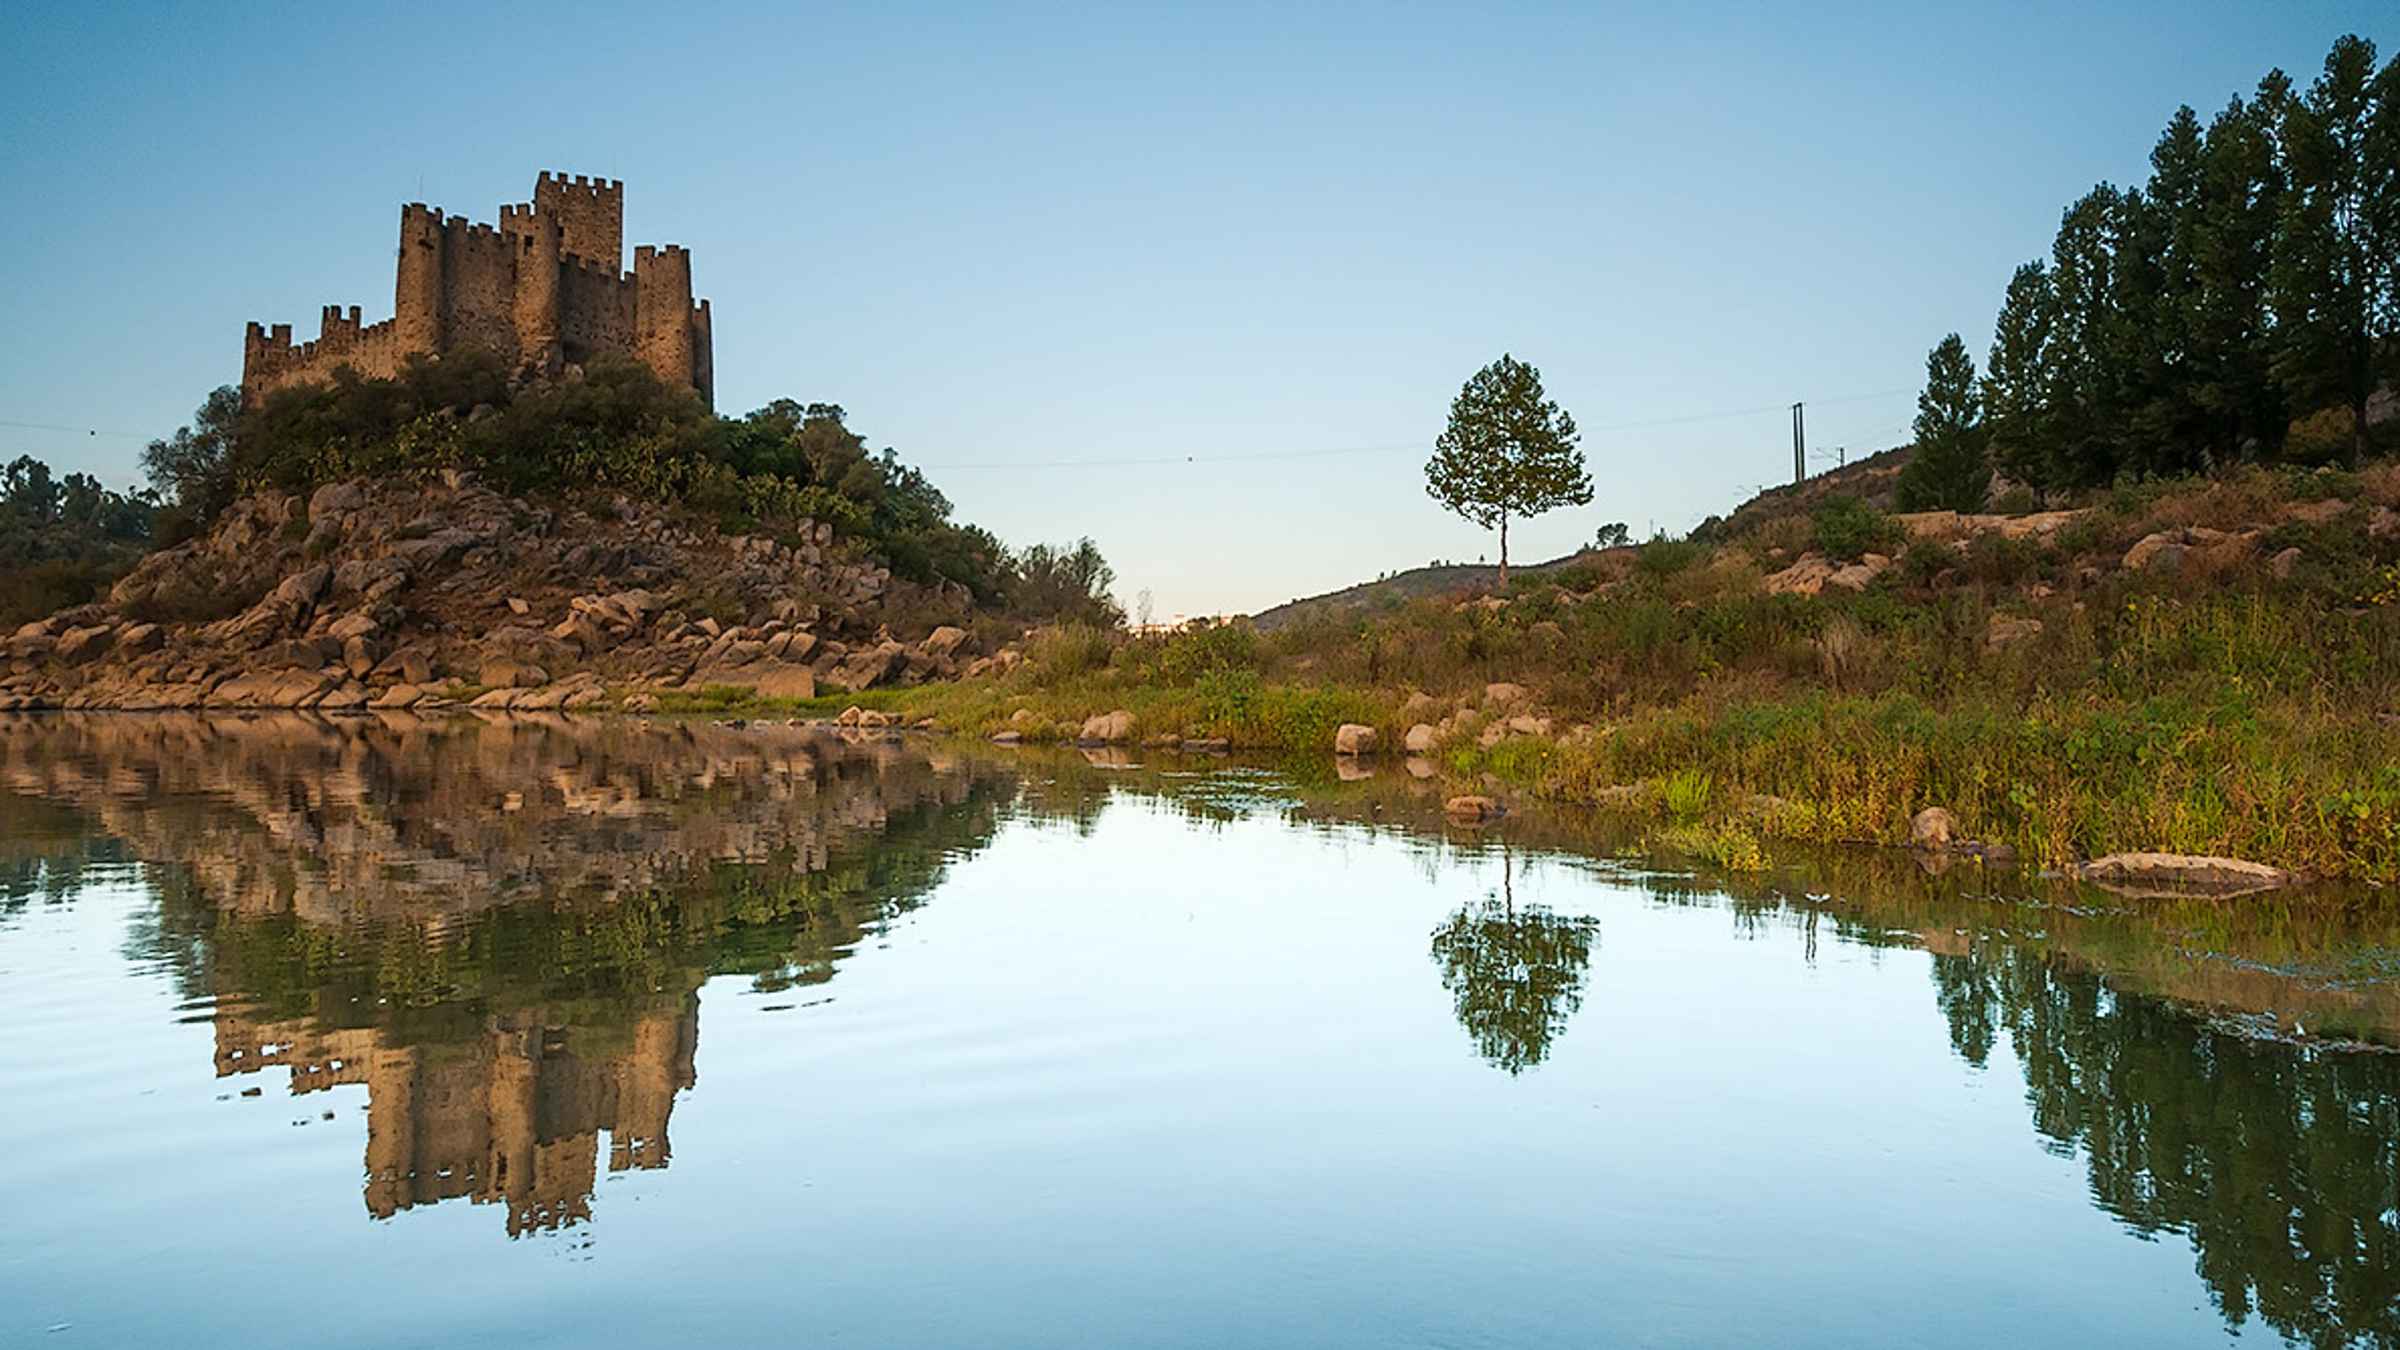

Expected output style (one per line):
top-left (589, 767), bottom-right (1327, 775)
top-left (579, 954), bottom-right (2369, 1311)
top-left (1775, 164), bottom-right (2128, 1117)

top-left (1964, 34), bottom-right (2399, 490)
top-left (1022, 624), bottom-right (1116, 683)
top-left (0, 453), bottom-right (156, 623)
top-left (1424, 353), bottom-right (1592, 579)
top-left (142, 357), bottom-right (1092, 619)
top-left (1896, 334), bottom-right (1992, 512)
top-left (1810, 496), bottom-right (1904, 561)
top-left (1010, 538), bottom-right (1123, 626)
top-left (1634, 533), bottom-right (1707, 577)
top-left (1661, 767), bottom-right (1715, 820)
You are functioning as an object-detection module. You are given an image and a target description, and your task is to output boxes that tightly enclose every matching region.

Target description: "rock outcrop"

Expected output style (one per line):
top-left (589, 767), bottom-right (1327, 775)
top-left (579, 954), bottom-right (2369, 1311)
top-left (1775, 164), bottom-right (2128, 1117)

top-left (1, 476), bottom-right (1002, 711)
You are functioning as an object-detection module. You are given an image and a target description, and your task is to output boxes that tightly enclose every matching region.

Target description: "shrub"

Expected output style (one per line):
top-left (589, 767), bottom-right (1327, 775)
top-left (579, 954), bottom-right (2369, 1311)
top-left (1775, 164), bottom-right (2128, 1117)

top-left (1635, 533), bottom-right (1707, 578)
top-left (1811, 496), bottom-right (1904, 561)
top-left (1661, 766), bottom-right (1715, 820)
top-left (2283, 406), bottom-right (2357, 467)
top-left (1156, 620), bottom-right (1260, 683)
top-left (1022, 624), bottom-right (1114, 684)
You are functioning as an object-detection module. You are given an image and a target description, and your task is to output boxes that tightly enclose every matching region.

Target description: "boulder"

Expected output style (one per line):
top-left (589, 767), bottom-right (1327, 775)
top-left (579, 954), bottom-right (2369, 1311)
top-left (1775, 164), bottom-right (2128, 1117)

top-left (1444, 795), bottom-right (1504, 822)
top-left (369, 683), bottom-right (427, 709)
top-left (273, 564), bottom-right (333, 612)
top-left (1764, 554), bottom-right (1840, 596)
top-left (1828, 553), bottom-right (1892, 592)
top-left (116, 622), bottom-right (165, 655)
top-left (2075, 852), bottom-right (2294, 896)
top-left (307, 480), bottom-right (364, 521)
top-left (1404, 723), bottom-right (1439, 754)
top-left (825, 641), bottom-right (907, 693)
top-left (1910, 806), bottom-right (1958, 851)
top-left (688, 660), bottom-right (816, 701)
top-left (2122, 532), bottom-right (2184, 573)
top-left (478, 660), bottom-right (549, 690)
top-left (1079, 709), bottom-right (1137, 744)
top-left (213, 668), bottom-right (339, 708)
top-left (920, 625), bottom-right (970, 659)
top-left (53, 625), bottom-right (116, 667)
top-left (2270, 546), bottom-right (2301, 580)
top-left (1334, 723), bottom-right (1379, 756)
top-left (1483, 681), bottom-right (1530, 707)
top-left (507, 597), bottom-right (533, 616)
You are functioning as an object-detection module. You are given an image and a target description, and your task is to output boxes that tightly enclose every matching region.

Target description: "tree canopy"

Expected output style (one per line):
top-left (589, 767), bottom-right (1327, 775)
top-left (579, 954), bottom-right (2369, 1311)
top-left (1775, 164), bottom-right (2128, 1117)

top-left (1896, 334), bottom-right (1991, 512)
top-left (1424, 353), bottom-right (1592, 582)
top-left (137, 357), bottom-right (1105, 617)
top-left (1955, 33), bottom-right (2400, 493)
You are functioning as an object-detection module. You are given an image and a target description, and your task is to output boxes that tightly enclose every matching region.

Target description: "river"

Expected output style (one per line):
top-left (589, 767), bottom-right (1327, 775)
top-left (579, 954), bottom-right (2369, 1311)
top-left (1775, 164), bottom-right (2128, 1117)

top-left (1, 713), bottom-right (2394, 1348)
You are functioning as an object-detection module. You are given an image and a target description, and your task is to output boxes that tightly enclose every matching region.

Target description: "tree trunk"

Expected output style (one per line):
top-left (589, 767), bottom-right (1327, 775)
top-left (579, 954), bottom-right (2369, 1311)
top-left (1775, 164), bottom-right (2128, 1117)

top-left (1497, 513), bottom-right (1510, 587)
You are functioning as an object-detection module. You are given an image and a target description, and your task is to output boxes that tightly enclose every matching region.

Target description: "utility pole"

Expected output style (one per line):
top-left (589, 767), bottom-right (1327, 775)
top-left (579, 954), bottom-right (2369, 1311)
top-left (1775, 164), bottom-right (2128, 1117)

top-left (1790, 403), bottom-right (1806, 486)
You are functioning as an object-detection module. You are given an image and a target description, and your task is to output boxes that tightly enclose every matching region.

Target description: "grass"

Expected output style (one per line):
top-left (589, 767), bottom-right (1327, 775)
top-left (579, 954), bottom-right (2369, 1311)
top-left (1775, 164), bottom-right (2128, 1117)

top-left (643, 461), bottom-right (2400, 880)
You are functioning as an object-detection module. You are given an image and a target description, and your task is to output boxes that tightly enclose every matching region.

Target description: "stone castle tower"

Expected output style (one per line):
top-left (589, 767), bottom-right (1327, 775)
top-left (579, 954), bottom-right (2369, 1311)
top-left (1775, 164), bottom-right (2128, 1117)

top-left (241, 172), bottom-right (713, 409)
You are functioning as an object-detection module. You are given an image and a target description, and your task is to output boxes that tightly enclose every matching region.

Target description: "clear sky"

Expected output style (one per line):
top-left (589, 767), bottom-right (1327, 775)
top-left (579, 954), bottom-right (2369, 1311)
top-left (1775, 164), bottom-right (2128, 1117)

top-left (3, 2), bottom-right (2392, 617)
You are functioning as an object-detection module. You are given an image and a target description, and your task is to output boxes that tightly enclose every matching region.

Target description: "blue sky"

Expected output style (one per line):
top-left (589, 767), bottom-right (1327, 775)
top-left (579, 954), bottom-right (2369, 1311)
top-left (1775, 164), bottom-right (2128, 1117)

top-left (2, 2), bottom-right (2392, 616)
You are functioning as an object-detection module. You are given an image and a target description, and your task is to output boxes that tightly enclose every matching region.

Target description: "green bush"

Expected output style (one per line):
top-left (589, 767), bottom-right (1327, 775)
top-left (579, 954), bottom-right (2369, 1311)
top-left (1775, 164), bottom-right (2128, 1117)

top-left (1811, 496), bottom-right (1904, 561)
top-left (1635, 534), bottom-right (1707, 577)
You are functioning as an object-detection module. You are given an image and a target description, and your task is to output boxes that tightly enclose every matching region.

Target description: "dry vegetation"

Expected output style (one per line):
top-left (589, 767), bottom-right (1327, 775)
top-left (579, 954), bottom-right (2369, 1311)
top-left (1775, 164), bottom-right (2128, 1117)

top-left (819, 461), bottom-right (2400, 881)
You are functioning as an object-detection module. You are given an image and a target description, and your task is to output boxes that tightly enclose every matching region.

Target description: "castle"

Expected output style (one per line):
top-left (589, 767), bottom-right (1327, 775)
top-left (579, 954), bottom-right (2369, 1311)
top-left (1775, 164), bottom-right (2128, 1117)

top-left (241, 171), bottom-right (713, 408)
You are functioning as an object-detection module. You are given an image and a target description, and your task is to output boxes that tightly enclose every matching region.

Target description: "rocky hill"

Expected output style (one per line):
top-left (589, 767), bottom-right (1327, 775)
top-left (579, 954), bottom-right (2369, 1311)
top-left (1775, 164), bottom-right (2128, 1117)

top-left (0, 474), bottom-right (1008, 711)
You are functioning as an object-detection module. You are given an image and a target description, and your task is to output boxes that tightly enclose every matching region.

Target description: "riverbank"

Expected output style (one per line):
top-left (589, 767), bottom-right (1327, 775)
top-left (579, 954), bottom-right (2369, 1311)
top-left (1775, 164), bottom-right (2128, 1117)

top-left (704, 463), bottom-right (2400, 882)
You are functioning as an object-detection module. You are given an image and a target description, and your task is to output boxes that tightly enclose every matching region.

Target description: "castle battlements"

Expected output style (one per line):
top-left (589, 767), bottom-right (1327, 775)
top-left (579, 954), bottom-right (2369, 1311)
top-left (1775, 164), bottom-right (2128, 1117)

top-left (241, 172), bottom-right (712, 409)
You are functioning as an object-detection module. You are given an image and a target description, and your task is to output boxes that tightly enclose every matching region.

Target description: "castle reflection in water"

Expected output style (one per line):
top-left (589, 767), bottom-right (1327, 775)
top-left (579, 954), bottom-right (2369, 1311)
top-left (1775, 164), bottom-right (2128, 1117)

top-left (213, 998), bottom-right (695, 1236)
top-left (1, 711), bottom-right (1004, 1237)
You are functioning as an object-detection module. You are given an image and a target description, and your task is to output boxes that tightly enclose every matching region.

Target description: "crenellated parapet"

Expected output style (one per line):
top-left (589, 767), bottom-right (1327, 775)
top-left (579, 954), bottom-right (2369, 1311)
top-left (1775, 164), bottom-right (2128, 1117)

top-left (240, 173), bottom-right (712, 410)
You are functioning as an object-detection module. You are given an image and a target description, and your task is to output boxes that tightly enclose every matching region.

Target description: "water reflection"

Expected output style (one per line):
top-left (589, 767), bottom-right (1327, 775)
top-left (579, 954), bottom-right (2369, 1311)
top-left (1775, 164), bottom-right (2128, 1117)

top-left (3, 715), bottom-right (2399, 1348)
top-left (1931, 939), bottom-right (2400, 1346)
top-left (1428, 852), bottom-right (1599, 1075)
top-left (5, 713), bottom-right (1004, 1237)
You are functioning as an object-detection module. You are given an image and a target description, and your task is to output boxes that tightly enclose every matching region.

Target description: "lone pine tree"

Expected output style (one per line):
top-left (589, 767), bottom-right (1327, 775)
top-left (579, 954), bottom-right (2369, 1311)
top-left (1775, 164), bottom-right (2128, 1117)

top-left (1424, 354), bottom-right (1591, 585)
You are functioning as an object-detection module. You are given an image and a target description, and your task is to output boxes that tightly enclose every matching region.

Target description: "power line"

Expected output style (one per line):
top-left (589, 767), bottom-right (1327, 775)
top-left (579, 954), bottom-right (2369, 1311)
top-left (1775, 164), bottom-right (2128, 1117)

top-left (916, 385), bottom-right (1917, 471)
top-left (0, 419), bottom-right (150, 440)
top-left (3, 383), bottom-right (1921, 471)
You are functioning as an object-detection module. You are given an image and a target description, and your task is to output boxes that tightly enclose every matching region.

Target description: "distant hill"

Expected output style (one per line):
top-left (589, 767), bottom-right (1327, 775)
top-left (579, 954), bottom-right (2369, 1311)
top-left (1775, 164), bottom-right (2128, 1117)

top-left (1248, 443), bottom-right (1912, 631)
top-left (1250, 552), bottom-right (1597, 632)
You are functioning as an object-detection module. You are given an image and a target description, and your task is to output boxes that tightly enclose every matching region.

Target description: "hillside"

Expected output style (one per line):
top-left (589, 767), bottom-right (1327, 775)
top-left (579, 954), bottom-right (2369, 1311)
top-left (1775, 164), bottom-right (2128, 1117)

top-left (1249, 443), bottom-right (1911, 630)
top-left (0, 474), bottom-right (1006, 712)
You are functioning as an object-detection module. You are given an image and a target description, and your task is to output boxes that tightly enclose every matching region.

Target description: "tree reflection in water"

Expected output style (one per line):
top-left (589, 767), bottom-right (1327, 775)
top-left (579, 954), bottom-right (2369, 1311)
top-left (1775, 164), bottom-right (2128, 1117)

top-left (1929, 939), bottom-right (2400, 1348)
top-left (1428, 851), bottom-right (1600, 1075)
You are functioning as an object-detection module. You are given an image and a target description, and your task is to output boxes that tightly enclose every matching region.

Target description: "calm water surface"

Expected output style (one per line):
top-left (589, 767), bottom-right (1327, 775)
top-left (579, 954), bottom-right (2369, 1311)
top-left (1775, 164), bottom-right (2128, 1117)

top-left (2, 714), bottom-right (2396, 1348)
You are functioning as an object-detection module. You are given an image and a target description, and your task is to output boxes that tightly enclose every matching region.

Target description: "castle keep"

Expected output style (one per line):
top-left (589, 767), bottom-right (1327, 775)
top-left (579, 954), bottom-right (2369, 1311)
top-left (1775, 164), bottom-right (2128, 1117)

top-left (241, 172), bottom-right (713, 408)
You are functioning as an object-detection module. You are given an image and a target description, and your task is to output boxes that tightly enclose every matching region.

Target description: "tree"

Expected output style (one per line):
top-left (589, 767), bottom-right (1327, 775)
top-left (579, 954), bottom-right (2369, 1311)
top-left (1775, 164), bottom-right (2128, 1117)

top-left (1011, 538), bottom-right (1122, 626)
top-left (2188, 90), bottom-right (2288, 461)
top-left (2268, 35), bottom-right (2399, 462)
top-left (1424, 353), bottom-right (1590, 584)
top-left (1897, 334), bottom-right (1991, 512)
top-left (1591, 520), bottom-right (1631, 549)
top-left (1983, 261), bottom-right (2059, 489)
top-left (140, 385), bottom-right (242, 514)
